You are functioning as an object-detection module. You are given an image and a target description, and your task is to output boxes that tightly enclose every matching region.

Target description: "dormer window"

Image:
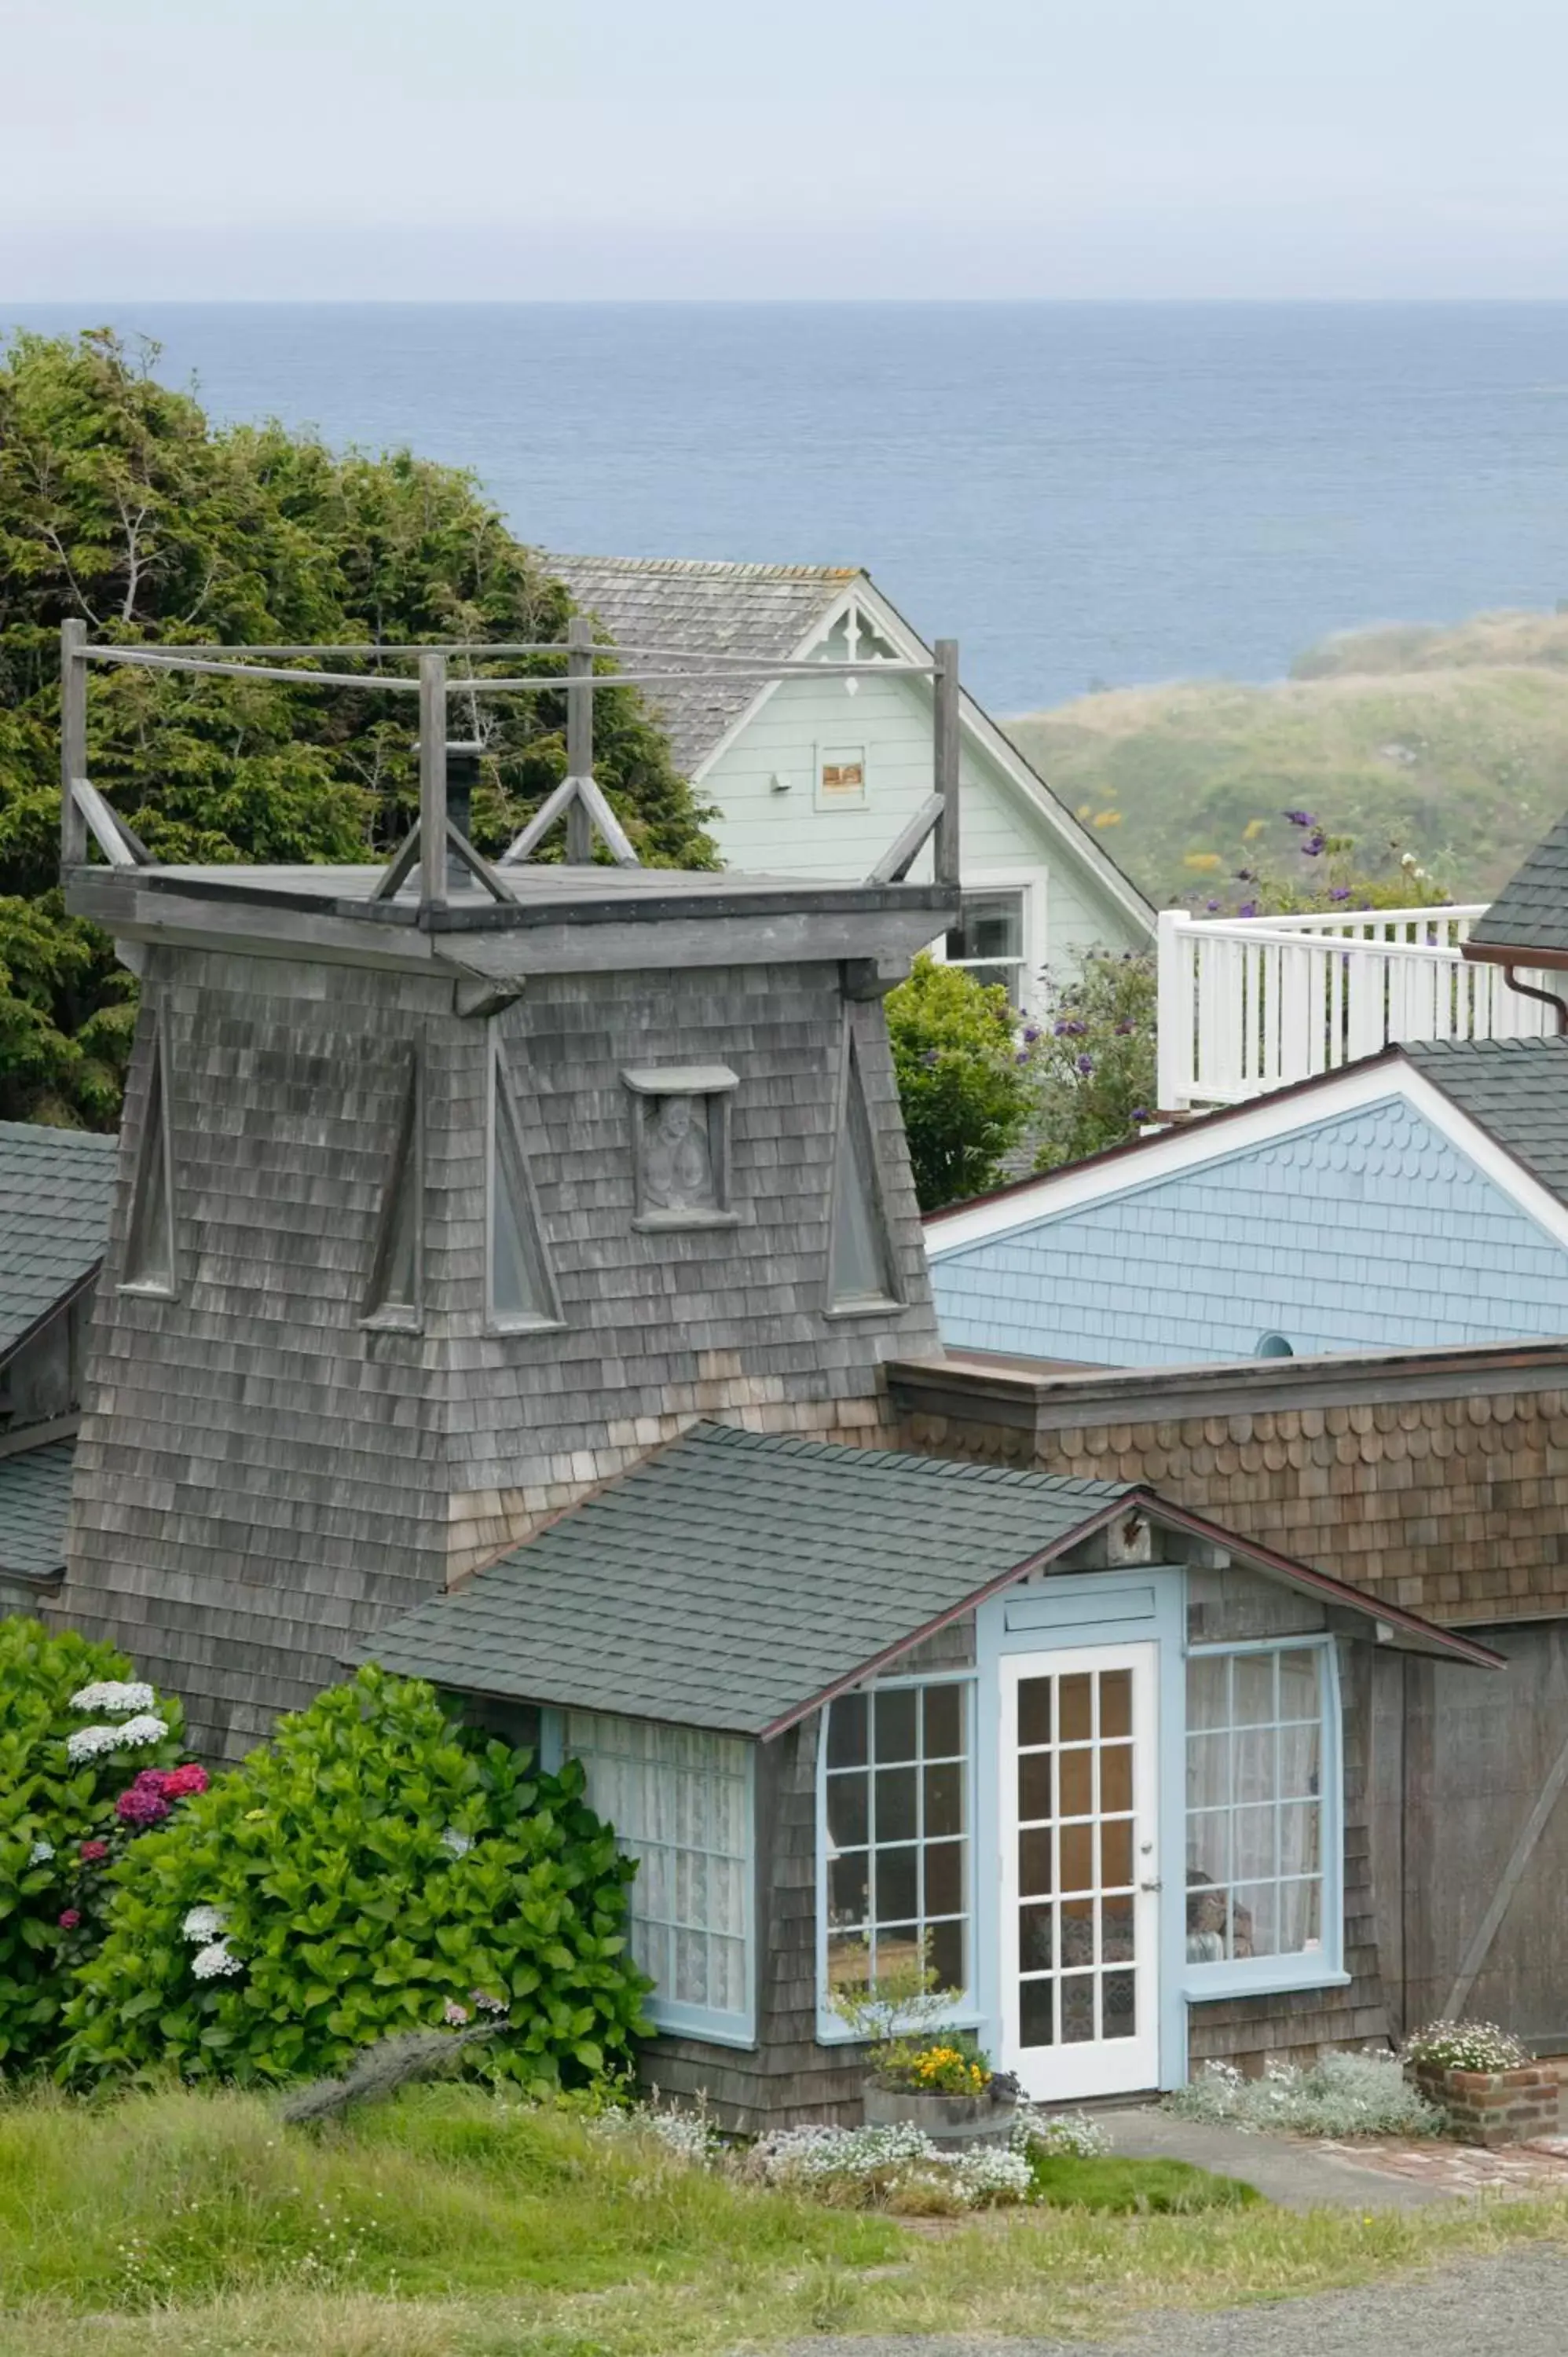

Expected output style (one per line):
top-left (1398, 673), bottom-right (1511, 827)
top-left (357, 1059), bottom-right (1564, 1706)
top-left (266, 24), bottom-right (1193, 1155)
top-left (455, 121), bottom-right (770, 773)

top-left (487, 1045), bottom-right (563, 1332)
top-left (121, 1022), bottom-right (176, 1298)
top-left (362, 1057), bottom-right (423, 1331)
top-left (828, 1029), bottom-right (902, 1314)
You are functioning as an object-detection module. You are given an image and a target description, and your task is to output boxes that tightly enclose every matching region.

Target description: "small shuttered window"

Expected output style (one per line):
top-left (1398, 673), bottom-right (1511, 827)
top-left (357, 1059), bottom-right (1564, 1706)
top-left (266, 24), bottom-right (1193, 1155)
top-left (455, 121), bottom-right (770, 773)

top-left (561, 1710), bottom-right (755, 2044)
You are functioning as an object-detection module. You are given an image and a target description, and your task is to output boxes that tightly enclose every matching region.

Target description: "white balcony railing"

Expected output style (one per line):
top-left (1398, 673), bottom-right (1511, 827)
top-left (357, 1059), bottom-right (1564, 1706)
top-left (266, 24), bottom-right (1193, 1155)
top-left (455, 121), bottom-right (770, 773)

top-left (1156, 904), bottom-right (1558, 1112)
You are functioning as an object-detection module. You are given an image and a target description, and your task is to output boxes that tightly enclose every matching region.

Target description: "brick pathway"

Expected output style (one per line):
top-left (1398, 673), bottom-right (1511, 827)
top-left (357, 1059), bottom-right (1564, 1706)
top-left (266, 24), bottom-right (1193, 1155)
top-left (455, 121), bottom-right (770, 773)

top-left (1315, 2133), bottom-right (1568, 2194)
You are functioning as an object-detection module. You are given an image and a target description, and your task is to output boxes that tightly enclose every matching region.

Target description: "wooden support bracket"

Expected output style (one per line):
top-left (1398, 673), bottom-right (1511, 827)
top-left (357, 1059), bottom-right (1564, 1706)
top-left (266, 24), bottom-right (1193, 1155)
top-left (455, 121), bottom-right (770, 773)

top-left (500, 774), bottom-right (641, 870)
top-left (866, 791), bottom-right (946, 886)
top-left (841, 954), bottom-right (914, 1002)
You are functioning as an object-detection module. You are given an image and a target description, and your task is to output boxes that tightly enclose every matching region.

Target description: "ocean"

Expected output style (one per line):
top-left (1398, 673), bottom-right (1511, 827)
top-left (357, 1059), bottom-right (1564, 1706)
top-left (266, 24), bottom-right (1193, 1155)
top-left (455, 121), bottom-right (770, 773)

top-left (8, 301), bottom-right (1568, 712)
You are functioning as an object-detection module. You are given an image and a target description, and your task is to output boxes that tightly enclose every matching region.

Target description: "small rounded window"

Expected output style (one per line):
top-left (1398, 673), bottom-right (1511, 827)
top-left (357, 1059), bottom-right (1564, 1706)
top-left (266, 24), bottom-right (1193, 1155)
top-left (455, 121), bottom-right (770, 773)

top-left (1255, 1332), bottom-right (1294, 1359)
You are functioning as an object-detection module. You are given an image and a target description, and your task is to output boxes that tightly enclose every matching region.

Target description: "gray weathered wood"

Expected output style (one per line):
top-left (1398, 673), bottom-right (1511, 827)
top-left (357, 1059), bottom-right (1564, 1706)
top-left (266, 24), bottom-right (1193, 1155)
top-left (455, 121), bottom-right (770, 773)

top-left (1440, 1718), bottom-right (1568, 2021)
top-left (500, 775), bottom-right (579, 866)
top-left (443, 819), bottom-right (518, 904)
top-left (566, 618), bottom-right (594, 865)
top-left (418, 653), bottom-right (448, 915)
top-left (866, 791), bottom-right (944, 886)
top-left (573, 775), bottom-right (639, 867)
top-left (932, 638), bottom-right (962, 887)
top-left (370, 819), bottom-right (423, 902)
top-left (59, 621), bottom-right (88, 868)
top-left (83, 646), bottom-right (420, 692)
top-left (72, 778), bottom-right (148, 868)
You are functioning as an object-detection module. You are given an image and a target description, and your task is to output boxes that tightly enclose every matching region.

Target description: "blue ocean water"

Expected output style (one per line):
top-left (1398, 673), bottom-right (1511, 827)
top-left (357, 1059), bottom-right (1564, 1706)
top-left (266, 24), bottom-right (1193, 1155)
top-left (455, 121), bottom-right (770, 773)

top-left (8, 302), bottom-right (1568, 711)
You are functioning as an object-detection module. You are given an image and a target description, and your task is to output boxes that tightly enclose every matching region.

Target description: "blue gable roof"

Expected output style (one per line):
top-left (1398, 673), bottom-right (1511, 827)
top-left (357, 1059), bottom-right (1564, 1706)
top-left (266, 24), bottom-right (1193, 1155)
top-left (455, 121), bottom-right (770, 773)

top-left (930, 1092), bottom-right (1568, 1366)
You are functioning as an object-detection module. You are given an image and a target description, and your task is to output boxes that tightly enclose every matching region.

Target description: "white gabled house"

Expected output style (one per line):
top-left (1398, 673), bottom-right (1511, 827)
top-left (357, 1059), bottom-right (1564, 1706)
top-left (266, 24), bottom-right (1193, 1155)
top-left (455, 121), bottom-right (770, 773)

top-left (551, 556), bottom-right (1155, 1013)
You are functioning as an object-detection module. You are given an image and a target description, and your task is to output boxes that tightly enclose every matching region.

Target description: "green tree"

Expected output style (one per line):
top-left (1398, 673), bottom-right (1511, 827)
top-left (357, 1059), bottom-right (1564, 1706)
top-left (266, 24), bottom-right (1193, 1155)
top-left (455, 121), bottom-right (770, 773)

top-left (885, 955), bottom-right (1032, 1211)
top-left (0, 328), bottom-right (716, 1127)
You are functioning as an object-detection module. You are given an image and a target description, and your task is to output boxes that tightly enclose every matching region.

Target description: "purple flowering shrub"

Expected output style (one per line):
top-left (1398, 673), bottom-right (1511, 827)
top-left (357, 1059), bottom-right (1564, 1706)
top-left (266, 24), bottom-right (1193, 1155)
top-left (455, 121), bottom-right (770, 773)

top-left (1027, 949), bottom-right (1157, 1175)
top-left (0, 1615), bottom-right (191, 2068)
top-left (1201, 811), bottom-right (1451, 919)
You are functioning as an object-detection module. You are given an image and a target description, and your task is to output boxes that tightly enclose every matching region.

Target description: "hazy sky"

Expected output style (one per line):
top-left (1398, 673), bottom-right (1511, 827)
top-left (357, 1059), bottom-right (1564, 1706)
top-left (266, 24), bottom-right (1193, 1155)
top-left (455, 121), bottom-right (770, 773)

top-left (5, 0), bottom-right (1568, 299)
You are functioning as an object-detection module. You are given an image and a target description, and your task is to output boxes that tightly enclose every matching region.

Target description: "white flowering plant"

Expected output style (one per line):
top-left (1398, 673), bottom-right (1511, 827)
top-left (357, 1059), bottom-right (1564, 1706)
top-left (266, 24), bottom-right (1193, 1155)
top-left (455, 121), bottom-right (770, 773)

top-left (1402, 2020), bottom-right (1530, 2074)
top-left (739, 2119), bottom-right (1035, 2214)
top-left (1166, 2051), bottom-right (1442, 2139)
top-left (0, 1615), bottom-right (186, 2069)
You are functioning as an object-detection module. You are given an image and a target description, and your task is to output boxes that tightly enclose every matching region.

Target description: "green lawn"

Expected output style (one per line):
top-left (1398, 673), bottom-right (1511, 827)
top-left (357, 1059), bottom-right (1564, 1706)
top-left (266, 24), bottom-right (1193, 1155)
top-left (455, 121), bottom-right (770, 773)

top-left (2, 2084), bottom-right (1566, 2356)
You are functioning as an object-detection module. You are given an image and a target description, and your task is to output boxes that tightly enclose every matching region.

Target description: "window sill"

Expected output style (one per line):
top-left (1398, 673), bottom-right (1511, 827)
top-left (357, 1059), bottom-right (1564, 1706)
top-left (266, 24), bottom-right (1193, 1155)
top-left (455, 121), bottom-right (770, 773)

top-left (632, 1210), bottom-right (742, 1234)
top-left (360, 1306), bottom-right (422, 1334)
top-left (824, 1296), bottom-right (907, 1321)
top-left (646, 2005), bottom-right (757, 2050)
top-left (485, 1315), bottom-right (568, 1338)
top-left (1183, 1959), bottom-right (1350, 2004)
top-left (118, 1281), bottom-right (178, 1302)
top-left (815, 2007), bottom-right (980, 2047)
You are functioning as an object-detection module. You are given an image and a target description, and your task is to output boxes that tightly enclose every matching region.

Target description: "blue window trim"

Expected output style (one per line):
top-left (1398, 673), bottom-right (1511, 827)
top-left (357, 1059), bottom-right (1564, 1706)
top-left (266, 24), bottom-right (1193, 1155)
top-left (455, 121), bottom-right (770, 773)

top-left (544, 1705), bottom-right (759, 2050)
top-left (1179, 1633), bottom-right (1345, 2005)
top-left (814, 1669), bottom-right (980, 2047)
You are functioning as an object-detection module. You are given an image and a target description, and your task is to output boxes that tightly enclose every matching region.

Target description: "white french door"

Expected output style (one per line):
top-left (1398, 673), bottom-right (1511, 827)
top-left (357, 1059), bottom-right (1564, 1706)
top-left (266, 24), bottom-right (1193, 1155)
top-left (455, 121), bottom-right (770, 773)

top-left (998, 1641), bottom-right (1160, 2100)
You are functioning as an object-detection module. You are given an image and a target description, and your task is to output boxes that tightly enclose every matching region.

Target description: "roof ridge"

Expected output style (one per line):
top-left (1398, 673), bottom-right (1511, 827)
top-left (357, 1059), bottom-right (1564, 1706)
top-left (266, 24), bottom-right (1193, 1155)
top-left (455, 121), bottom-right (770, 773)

top-left (0, 1120), bottom-right (119, 1148)
top-left (547, 553), bottom-right (860, 584)
top-left (687, 1417), bottom-right (1127, 1493)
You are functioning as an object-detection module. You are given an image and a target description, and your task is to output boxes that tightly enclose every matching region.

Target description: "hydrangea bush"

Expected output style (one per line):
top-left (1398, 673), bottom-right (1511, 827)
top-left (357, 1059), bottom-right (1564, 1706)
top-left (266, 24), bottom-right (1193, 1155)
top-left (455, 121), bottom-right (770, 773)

top-left (0, 1616), bottom-right (191, 2067)
top-left (1402, 2020), bottom-right (1530, 2073)
top-left (64, 1665), bottom-right (651, 2091)
top-left (1166, 2051), bottom-right (1442, 2139)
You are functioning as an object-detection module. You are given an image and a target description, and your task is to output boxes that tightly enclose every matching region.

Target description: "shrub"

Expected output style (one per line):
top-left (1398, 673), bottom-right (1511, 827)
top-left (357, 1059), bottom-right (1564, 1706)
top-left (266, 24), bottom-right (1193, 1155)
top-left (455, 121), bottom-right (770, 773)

top-left (63, 1665), bottom-right (650, 2091)
top-left (886, 955), bottom-right (1033, 1210)
top-left (1028, 948), bottom-right (1156, 1171)
top-left (0, 1617), bottom-right (189, 2069)
top-left (1165, 2051), bottom-right (1442, 2139)
top-left (1402, 2019), bottom-right (1530, 2073)
top-left (740, 2120), bottom-right (1033, 2212)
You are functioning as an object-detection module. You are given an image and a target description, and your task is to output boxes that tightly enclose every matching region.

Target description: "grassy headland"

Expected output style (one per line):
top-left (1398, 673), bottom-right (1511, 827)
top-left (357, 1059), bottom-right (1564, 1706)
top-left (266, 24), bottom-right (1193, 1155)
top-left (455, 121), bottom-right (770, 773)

top-left (1010, 609), bottom-right (1568, 907)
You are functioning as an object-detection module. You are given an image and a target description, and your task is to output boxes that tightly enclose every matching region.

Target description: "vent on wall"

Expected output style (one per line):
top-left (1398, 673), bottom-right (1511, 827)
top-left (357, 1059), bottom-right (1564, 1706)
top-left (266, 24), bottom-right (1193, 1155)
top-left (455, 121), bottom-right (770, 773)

top-left (122, 1027), bottom-right (176, 1296)
top-left (828, 1032), bottom-right (900, 1313)
top-left (362, 1058), bottom-right (423, 1329)
top-left (488, 1046), bottom-right (563, 1332)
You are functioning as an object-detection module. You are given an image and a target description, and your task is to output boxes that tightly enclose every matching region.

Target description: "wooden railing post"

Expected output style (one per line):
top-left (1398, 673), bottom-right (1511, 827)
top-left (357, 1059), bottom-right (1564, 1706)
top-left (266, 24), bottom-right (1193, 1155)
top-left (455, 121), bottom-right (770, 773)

top-left (60, 618), bottom-right (87, 869)
top-left (566, 615), bottom-right (593, 865)
top-left (418, 651), bottom-right (448, 915)
top-left (1155, 907), bottom-right (1186, 1112)
top-left (932, 638), bottom-right (961, 887)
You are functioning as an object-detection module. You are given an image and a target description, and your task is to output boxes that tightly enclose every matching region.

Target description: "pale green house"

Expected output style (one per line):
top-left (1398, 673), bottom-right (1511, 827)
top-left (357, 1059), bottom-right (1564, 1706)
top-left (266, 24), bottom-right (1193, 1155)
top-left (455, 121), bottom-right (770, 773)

top-left (551, 557), bottom-right (1154, 1013)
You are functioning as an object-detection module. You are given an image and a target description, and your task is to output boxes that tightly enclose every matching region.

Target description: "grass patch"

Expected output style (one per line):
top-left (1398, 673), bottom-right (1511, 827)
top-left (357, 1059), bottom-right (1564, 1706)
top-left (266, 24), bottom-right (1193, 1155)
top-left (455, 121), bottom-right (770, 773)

top-left (1027, 2151), bottom-right (1259, 2213)
top-left (1, 2083), bottom-right (1566, 2355)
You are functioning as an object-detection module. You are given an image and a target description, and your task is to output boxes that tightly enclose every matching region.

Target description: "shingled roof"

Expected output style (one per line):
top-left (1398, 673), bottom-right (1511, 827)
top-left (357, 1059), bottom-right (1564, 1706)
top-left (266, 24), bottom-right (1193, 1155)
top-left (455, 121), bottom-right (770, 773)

top-left (368, 1423), bottom-right (1132, 1734)
top-left (0, 1437), bottom-right (75, 1583)
top-left (548, 555), bottom-right (855, 774)
top-left (1401, 1036), bottom-right (1568, 1202)
top-left (0, 1120), bottom-right (118, 1364)
top-left (1467, 812), bottom-right (1568, 962)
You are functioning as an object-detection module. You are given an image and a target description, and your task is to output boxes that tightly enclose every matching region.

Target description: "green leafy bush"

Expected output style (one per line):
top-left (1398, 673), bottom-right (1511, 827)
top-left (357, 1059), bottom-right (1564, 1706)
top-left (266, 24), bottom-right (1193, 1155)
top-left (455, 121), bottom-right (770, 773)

top-left (0, 1616), bottom-right (188, 2069)
top-left (1028, 948), bottom-right (1157, 1172)
top-left (886, 954), bottom-right (1032, 1210)
top-left (64, 1666), bottom-right (650, 2091)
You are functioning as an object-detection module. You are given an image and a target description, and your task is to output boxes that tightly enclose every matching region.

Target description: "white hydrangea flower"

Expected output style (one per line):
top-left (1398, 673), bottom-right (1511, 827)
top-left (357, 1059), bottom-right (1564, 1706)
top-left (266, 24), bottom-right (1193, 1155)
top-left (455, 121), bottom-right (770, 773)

top-left (65, 1714), bottom-right (168, 1764)
top-left (438, 1826), bottom-right (472, 1857)
top-left (181, 1905), bottom-right (229, 1943)
top-left (191, 1939), bottom-right (244, 1980)
top-left (69, 1681), bottom-right (156, 1716)
top-left (27, 1837), bottom-right (55, 1865)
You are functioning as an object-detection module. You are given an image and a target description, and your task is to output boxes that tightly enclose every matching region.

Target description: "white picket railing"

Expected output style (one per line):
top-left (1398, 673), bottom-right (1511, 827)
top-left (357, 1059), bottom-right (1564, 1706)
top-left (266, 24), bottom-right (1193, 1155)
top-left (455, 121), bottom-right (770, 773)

top-left (1156, 904), bottom-right (1557, 1110)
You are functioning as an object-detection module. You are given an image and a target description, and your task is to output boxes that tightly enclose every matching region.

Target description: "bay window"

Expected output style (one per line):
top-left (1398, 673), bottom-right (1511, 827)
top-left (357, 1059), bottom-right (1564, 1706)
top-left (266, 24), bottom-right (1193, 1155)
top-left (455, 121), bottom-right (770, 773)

top-left (1184, 1640), bottom-right (1340, 1988)
top-left (819, 1680), bottom-right (975, 2029)
top-left (561, 1710), bottom-right (754, 2043)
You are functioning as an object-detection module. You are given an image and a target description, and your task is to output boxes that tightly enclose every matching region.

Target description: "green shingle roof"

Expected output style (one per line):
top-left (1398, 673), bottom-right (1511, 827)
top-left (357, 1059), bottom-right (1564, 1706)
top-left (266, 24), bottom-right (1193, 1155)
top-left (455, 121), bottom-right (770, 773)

top-left (1469, 813), bottom-right (1568, 959)
top-left (0, 1121), bottom-right (118, 1363)
top-left (367, 1424), bottom-right (1131, 1735)
top-left (0, 1438), bottom-right (76, 1582)
top-left (1405, 1036), bottom-right (1568, 1204)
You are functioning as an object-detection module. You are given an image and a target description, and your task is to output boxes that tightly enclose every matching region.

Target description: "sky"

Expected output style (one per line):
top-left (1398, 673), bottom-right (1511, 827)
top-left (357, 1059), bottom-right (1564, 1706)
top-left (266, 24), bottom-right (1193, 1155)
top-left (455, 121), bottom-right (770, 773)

top-left (5, 0), bottom-right (1568, 300)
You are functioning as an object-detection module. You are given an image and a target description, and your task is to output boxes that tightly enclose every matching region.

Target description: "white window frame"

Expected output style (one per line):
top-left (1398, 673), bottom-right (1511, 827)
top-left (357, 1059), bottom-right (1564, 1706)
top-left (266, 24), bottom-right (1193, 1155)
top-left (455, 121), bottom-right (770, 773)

top-left (1181, 1636), bottom-right (1346, 2002)
top-left (930, 870), bottom-right (1047, 1018)
top-left (119, 1006), bottom-right (179, 1301)
top-left (551, 1708), bottom-right (757, 2047)
top-left (815, 1672), bottom-right (980, 2044)
top-left (485, 1038), bottom-right (565, 1336)
top-left (814, 741), bottom-right (870, 812)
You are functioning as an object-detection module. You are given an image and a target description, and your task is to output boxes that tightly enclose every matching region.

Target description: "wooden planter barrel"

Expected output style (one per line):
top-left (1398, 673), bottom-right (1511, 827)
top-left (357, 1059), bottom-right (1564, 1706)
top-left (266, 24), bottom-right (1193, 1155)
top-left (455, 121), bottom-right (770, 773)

top-left (863, 2080), bottom-right (1018, 2145)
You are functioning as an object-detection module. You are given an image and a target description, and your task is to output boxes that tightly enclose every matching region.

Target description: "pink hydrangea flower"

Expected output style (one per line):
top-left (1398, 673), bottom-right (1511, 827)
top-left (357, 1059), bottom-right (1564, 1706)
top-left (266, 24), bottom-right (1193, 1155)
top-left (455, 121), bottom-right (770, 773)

top-left (79, 1838), bottom-right (109, 1864)
top-left (57, 1908), bottom-right (80, 1930)
top-left (162, 1763), bottom-right (209, 1799)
